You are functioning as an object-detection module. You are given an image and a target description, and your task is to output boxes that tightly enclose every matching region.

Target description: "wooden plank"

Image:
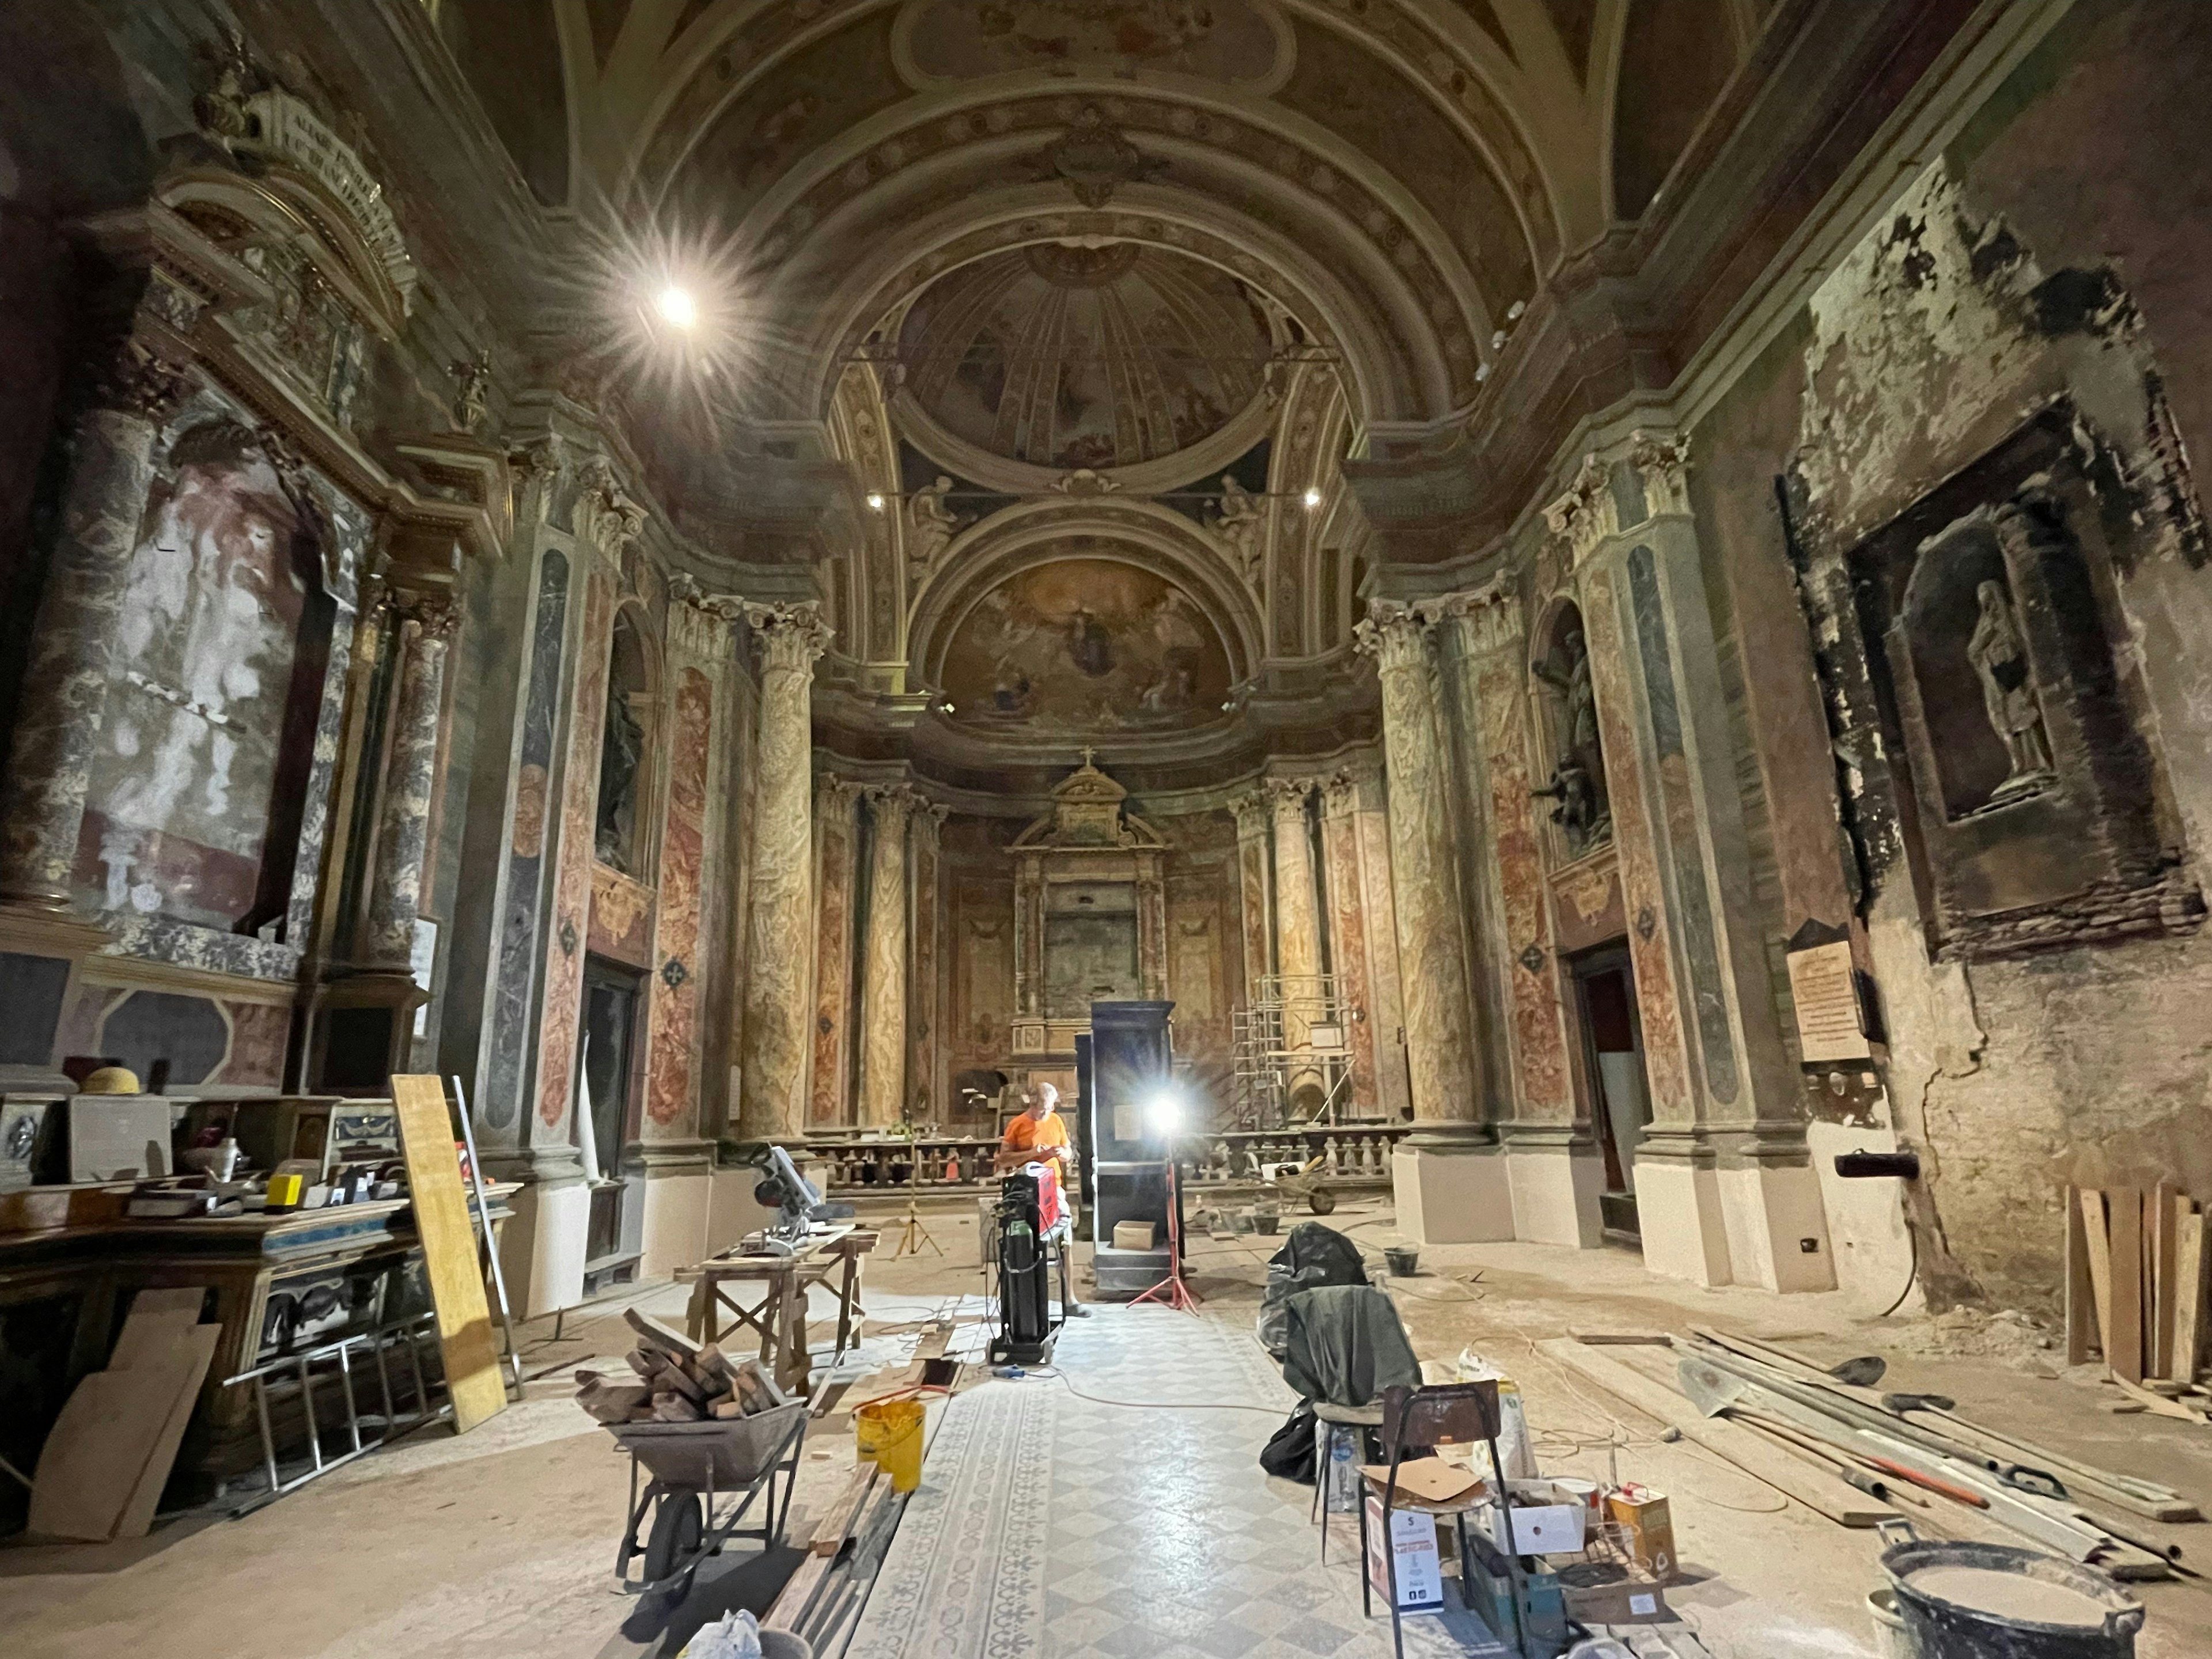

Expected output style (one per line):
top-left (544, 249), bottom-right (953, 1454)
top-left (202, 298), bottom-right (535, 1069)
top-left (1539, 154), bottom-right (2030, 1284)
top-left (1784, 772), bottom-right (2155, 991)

top-left (1536, 1338), bottom-right (1897, 1527)
top-left (2066, 1188), bottom-right (2095, 1366)
top-left (392, 1074), bottom-right (508, 1434)
top-left (2080, 1188), bottom-right (2116, 1365)
top-left (2108, 1188), bottom-right (2145, 1385)
top-left (809, 1465), bottom-right (879, 1556)
top-left (2175, 1206), bottom-right (2208, 1387)
top-left (28, 1335), bottom-right (211, 1541)
top-left (114, 1323), bottom-right (220, 1538)
top-left (764, 1552), bottom-right (834, 1631)
top-left (2153, 1181), bottom-right (2179, 1380)
top-left (1569, 1328), bottom-right (1674, 1346)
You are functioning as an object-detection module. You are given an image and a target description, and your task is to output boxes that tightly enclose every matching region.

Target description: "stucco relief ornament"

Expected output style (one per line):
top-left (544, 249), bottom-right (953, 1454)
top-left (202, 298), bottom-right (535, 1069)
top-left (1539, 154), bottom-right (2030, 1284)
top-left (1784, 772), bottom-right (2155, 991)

top-left (1027, 105), bottom-right (1166, 209)
top-left (1052, 468), bottom-right (1119, 497)
top-left (906, 475), bottom-right (968, 574)
top-left (1210, 475), bottom-right (1266, 581)
top-left (1541, 454), bottom-right (1615, 569)
top-left (449, 349), bottom-right (492, 435)
top-left (574, 459), bottom-right (646, 559)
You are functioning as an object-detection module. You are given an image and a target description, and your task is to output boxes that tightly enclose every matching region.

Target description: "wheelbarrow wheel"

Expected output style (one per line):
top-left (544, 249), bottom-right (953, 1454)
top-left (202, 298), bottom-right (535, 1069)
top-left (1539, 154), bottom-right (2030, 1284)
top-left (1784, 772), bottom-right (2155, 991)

top-left (1308, 1187), bottom-right (1336, 1215)
top-left (643, 1489), bottom-right (705, 1585)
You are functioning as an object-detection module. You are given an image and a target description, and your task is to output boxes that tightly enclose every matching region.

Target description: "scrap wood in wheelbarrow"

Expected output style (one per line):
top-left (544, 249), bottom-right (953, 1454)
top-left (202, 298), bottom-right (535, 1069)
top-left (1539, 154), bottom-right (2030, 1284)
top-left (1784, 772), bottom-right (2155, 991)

top-left (578, 1316), bottom-right (793, 1425)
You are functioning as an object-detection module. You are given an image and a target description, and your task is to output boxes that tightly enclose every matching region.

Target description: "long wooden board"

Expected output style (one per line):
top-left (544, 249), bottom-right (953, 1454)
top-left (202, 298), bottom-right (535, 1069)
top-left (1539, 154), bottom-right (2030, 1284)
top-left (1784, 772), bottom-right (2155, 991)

top-left (1535, 1338), bottom-right (1897, 1527)
top-left (393, 1074), bottom-right (508, 1434)
top-left (2065, 1188), bottom-right (2095, 1366)
top-left (2108, 1188), bottom-right (2145, 1384)
top-left (2175, 1206), bottom-right (2207, 1387)
top-left (2079, 1188), bottom-right (2116, 1366)
top-left (2153, 1181), bottom-right (2179, 1380)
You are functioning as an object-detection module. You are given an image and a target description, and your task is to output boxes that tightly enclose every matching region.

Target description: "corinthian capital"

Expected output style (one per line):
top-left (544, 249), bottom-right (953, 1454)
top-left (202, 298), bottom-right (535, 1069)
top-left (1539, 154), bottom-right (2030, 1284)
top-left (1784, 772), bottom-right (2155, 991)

top-left (1262, 775), bottom-right (1316, 821)
top-left (866, 781), bottom-right (922, 831)
top-left (1229, 790), bottom-right (1270, 841)
top-left (815, 771), bottom-right (861, 819)
top-left (745, 601), bottom-right (833, 672)
top-left (1353, 600), bottom-right (1431, 674)
top-left (1422, 575), bottom-right (1522, 657)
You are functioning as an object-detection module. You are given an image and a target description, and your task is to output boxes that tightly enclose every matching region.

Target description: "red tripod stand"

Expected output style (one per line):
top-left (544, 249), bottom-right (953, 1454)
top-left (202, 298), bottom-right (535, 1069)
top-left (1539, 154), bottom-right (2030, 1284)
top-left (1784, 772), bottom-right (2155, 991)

top-left (1129, 1147), bottom-right (1200, 1313)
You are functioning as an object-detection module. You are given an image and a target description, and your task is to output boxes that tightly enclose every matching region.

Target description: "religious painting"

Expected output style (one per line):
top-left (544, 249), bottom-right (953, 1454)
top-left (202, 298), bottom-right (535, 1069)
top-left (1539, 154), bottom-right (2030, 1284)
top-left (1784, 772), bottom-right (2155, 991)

top-left (898, 245), bottom-right (1271, 472)
top-left (941, 554), bottom-right (1232, 733)
top-left (896, 1), bottom-right (1288, 86)
top-left (74, 420), bottom-right (329, 934)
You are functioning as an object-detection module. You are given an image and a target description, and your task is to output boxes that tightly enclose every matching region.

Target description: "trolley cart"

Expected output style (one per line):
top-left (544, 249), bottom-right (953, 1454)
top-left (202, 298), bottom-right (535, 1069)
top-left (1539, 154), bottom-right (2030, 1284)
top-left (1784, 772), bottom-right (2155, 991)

top-left (608, 1400), bottom-right (808, 1593)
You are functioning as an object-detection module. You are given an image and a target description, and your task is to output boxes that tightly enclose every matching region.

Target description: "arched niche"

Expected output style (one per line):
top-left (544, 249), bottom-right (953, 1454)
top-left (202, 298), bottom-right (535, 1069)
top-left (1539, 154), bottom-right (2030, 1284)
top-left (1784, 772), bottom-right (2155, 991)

top-left (1527, 594), bottom-right (1611, 864)
top-left (596, 603), bottom-right (663, 882)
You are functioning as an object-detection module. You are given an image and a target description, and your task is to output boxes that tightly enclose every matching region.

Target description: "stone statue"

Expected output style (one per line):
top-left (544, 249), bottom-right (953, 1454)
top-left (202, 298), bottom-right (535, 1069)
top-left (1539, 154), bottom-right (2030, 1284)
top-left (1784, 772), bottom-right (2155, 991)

top-left (907, 475), bottom-right (967, 574)
top-left (1967, 578), bottom-right (2054, 798)
top-left (1212, 474), bottom-right (1264, 578)
top-left (596, 688), bottom-right (645, 871)
top-left (450, 349), bottom-right (491, 435)
top-left (1531, 624), bottom-right (1610, 853)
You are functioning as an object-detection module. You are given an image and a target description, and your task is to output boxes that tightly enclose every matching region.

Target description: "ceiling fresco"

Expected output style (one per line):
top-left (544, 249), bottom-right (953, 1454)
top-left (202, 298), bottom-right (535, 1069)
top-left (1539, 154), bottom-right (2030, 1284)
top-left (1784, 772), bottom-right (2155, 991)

top-left (940, 553), bottom-right (1232, 737)
top-left (893, 1), bottom-right (1290, 88)
top-left (897, 243), bottom-right (1274, 475)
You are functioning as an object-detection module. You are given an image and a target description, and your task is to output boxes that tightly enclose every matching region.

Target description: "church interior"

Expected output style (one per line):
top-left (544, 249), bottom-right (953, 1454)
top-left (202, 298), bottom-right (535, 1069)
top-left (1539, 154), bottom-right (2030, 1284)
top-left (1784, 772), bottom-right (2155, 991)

top-left (6, 2), bottom-right (2212, 1656)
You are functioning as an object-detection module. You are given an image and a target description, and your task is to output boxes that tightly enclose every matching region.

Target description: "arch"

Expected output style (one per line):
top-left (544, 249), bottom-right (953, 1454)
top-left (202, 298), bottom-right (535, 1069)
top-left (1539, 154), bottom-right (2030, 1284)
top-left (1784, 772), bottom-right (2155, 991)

top-left (908, 497), bottom-right (1264, 694)
top-left (1608, 0), bottom-right (1738, 221)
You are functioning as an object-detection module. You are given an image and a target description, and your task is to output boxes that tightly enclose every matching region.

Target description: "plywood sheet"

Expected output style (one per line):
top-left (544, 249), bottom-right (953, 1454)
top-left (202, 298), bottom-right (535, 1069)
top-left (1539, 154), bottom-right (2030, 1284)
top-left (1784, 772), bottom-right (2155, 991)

top-left (28, 1338), bottom-right (209, 1542)
top-left (115, 1323), bottom-right (220, 1537)
top-left (392, 1075), bottom-right (507, 1434)
top-left (2175, 1206), bottom-right (2207, 1388)
top-left (108, 1286), bottom-right (209, 1370)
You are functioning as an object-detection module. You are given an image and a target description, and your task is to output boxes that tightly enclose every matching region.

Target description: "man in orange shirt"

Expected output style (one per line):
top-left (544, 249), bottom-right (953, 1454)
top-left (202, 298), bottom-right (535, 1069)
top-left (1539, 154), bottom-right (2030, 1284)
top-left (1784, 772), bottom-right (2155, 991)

top-left (996, 1081), bottom-right (1088, 1316)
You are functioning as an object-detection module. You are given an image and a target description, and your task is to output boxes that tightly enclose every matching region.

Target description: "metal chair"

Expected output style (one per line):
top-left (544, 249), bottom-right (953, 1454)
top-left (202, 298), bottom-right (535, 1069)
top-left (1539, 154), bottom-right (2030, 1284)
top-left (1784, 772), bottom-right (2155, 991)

top-left (1310, 1398), bottom-right (1385, 1560)
top-left (1356, 1380), bottom-right (1531, 1659)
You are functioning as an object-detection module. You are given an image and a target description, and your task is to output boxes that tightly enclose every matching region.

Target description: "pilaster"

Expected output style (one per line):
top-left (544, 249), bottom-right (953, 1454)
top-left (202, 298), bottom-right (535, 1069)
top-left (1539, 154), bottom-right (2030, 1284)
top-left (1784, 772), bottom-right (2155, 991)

top-left (857, 781), bottom-right (918, 1127)
top-left (1264, 774), bottom-right (1325, 1111)
top-left (808, 774), bottom-right (861, 1128)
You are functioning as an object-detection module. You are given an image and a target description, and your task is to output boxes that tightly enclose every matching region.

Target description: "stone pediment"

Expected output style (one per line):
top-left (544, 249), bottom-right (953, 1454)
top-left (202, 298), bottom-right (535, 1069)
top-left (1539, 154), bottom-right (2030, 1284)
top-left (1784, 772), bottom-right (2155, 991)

top-left (1014, 750), bottom-right (1164, 850)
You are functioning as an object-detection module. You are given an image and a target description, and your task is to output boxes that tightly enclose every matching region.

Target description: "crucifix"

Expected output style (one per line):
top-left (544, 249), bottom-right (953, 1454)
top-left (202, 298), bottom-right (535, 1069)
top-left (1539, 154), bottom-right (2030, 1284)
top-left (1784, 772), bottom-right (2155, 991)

top-left (1080, 745), bottom-right (1097, 769)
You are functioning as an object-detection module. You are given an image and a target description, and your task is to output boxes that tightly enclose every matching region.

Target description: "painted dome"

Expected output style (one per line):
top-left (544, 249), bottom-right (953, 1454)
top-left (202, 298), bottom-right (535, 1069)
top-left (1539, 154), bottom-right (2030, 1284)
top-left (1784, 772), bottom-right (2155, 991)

top-left (896, 243), bottom-right (1275, 473)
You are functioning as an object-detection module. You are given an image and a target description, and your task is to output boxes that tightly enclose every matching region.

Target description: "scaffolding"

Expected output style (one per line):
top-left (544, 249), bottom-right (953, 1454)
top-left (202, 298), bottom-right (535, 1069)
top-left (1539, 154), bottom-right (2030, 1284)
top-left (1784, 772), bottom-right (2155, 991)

top-left (1229, 972), bottom-right (1359, 1131)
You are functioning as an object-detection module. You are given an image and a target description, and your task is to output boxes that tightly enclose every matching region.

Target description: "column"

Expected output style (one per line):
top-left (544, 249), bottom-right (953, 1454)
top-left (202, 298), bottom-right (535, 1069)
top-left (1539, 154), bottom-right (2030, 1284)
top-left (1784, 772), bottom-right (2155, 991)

top-left (737, 602), bottom-right (832, 1139)
top-left (0, 347), bottom-right (190, 910)
top-left (1551, 434), bottom-right (1830, 1289)
top-left (362, 593), bottom-right (456, 969)
top-left (1265, 777), bottom-right (1325, 1111)
top-left (808, 774), bottom-right (861, 1127)
top-left (1355, 603), bottom-right (1508, 1243)
top-left (1319, 767), bottom-right (1379, 1115)
top-left (908, 800), bottom-right (947, 1125)
top-left (857, 783), bottom-right (917, 1127)
top-left (1230, 791), bottom-right (1274, 994)
top-left (1434, 585), bottom-right (1600, 1247)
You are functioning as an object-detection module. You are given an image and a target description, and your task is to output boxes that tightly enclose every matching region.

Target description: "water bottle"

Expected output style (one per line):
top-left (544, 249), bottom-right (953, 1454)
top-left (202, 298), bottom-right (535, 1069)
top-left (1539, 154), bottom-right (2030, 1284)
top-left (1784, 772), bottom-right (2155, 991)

top-left (1328, 1426), bottom-right (1358, 1512)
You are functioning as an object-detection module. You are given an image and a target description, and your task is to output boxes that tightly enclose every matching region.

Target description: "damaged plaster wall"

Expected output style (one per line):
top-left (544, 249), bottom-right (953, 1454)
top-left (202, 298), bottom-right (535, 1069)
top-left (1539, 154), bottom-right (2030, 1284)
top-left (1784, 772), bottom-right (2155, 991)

top-left (1778, 34), bottom-right (2212, 1313)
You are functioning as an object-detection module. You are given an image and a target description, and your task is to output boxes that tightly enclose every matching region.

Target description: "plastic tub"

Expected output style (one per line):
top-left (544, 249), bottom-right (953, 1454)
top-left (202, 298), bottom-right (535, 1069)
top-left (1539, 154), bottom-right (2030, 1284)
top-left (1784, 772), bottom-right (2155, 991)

top-left (855, 1398), bottom-right (926, 1493)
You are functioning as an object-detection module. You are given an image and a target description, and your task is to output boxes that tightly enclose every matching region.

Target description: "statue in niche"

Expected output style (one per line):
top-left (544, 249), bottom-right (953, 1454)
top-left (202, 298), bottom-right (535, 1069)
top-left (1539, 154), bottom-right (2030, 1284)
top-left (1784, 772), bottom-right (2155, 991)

top-left (907, 475), bottom-right (968, 575)
top-left (1211, 474), bottom-right (1265, 578)
top-left (1967, 578), bottom-right (2055, 802)
top-left (596, 687), bottom-right (645, 872)
top-left (1531, 623), bottom-right (1612, 854)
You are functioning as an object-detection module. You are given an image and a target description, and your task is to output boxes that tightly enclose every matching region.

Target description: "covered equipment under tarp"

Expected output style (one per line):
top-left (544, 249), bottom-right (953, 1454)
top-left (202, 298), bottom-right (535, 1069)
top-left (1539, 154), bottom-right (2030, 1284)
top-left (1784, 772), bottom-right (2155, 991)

top-left (1256, 1221), bottom-right (1370, 1360)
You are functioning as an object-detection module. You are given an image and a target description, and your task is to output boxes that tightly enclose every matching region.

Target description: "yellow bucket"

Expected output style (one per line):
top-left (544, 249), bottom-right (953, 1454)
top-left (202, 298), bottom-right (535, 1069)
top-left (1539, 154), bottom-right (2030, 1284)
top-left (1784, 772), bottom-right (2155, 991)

top-left (854, 1399), bottom-right (925, 1493)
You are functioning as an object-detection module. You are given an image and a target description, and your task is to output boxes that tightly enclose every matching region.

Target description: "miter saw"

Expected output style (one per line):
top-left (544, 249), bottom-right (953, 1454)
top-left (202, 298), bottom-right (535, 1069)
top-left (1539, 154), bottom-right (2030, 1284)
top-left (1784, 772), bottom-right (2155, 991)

top-left (729, 1141), bottom-right (854, 1255)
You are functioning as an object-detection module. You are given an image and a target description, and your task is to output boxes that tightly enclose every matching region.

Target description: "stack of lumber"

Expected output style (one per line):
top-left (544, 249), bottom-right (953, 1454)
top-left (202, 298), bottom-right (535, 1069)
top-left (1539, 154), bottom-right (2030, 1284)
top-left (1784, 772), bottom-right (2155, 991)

top-left (767, 1458), bottom-right (910, 1653)
top-left (1543, 1328), bottom-right (2198, 1581)
top-left (28, 1286), bottom-right (219, 1541)
top-left (2068, 1183), bottom-right (2211, 1416)
top-left (574, 1308), bottom-right (788, 1424)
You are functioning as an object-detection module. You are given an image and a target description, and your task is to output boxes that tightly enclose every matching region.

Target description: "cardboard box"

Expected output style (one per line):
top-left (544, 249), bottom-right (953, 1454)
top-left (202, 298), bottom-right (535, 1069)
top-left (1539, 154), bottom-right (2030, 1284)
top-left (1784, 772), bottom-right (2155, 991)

top-left (1112, 1219), bottom-right (1158, 1250)
top-left (1363, 1494), bottom-right (1444, 1611)
top-left (1605, 1486), bottom-right (1677, 1581)
top-left (1557, 1559), bottom-right (1672, 1625)
top-left (1489, 1479), bottom-right (1589, 1555)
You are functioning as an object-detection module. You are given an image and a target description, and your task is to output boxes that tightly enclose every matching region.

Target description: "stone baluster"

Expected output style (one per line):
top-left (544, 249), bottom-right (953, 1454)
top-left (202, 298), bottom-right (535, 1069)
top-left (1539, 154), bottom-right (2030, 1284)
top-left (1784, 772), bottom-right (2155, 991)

top-left (362, 591), bottom-right (458, 968)
top-left (737, 603), bottom-right (832, 1139)
top-left (857, 783), bottom-right (918, 1127)
top-left (0, 348), bottom-right (193, 910)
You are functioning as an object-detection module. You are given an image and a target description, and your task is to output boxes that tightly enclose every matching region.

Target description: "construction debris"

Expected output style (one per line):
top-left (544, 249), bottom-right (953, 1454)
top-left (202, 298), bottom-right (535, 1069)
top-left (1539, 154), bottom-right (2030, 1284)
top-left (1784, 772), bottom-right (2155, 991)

top-left (574, 1308), bottom-right (789, 1425)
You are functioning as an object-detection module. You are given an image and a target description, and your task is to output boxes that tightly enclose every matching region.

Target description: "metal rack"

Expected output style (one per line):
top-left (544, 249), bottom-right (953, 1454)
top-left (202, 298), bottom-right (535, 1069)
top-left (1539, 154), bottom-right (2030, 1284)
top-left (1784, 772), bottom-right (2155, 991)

top-left (1230, 972), bottom-right (1357, 1130)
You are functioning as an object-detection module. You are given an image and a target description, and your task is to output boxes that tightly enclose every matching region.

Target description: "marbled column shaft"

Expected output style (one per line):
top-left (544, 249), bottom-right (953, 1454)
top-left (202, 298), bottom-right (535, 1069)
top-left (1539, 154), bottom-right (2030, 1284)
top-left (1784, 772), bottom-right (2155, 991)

top-left (0, 355), bottom-right (189, 908)
top-left (908, 801), bottom-right (946, 1123)
top-left (1320, 769), bottom-right (1379, 1113)
top-left (1230, 793), bottom-right (1274, 991)
top-left (1355, 604), bottom-right (1479, 1130)
top-left (1266, 776), bottom-right (1325, 1103)
top-left (857, 784), bottom-right (917, 1127)
top-left (808, 775), bottom-right (861, 1128)
top-left (643, 666), bottom-right (715, 1139)
top-left (737, 603), bottom-right (831, 1139)
top-left (363, 599), bottom-right (456, 968)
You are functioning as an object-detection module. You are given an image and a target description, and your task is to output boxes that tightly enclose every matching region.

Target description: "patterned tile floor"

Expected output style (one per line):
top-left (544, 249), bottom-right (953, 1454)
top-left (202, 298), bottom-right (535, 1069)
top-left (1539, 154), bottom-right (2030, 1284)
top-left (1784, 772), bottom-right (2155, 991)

top-left (844, 1301), bottom-right (1514, 1659)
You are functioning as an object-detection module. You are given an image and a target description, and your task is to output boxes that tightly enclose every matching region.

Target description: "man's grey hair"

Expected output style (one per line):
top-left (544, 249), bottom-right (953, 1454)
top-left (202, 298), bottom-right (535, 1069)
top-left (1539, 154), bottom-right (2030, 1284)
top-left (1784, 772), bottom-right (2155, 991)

top-left (1034, 1081), bottom-right (1058, 1108)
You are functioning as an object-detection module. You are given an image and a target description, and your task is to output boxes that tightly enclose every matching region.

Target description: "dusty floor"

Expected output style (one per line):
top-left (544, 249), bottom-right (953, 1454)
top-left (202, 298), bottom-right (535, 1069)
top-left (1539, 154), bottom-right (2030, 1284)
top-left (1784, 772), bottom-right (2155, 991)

top-left (5, 1199), bottom-right (2210, 1657)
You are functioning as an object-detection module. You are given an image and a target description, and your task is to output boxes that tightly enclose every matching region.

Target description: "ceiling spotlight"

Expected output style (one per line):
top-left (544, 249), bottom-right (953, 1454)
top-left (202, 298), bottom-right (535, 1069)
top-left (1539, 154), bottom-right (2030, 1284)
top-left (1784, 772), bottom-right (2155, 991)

top-left (1302, 487), bottom-right (1323, 509)
top-left (656, 285), bottom-right (699, 331)
top-left (866, 491), bottom-right (887, 512)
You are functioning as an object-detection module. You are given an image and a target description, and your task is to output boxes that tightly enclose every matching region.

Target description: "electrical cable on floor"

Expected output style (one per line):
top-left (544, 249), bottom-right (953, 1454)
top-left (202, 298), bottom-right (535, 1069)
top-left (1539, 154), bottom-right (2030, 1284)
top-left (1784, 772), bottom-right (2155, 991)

top-left (1880, 1211), bottom-right (1920, 1317)
top-left (1017, 1366), bottom-right (1288, 1416)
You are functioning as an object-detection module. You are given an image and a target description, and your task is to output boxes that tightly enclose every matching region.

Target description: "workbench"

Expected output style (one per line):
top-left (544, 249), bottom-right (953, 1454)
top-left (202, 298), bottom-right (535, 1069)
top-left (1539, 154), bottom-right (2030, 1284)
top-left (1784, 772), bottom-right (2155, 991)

top-left (0, 1182), bottom-right (512, 1527)
top-left (677, 1227), bottom-right (878, 1396)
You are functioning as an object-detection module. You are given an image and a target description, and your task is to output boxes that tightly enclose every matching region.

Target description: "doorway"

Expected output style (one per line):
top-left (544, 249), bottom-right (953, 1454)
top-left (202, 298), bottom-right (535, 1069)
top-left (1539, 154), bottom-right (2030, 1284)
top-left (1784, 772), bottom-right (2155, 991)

top-left (581, 957), bottom-right (644, 1280)
top-left (1571, 948), bottom-right (1651, 1243)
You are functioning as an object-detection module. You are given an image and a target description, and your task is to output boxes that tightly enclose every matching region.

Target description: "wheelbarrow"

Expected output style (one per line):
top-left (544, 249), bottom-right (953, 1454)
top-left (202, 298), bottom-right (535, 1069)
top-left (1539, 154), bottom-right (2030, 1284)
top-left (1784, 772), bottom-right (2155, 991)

top-left (607, 1400), bottom-right (808, 1593)
top-left (1268, 1154), bottom-right (1338, 1216)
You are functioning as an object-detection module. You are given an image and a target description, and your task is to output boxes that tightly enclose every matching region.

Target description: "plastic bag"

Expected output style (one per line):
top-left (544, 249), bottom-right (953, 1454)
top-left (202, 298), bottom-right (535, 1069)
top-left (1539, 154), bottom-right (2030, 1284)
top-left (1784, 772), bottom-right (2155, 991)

top-left (1454, 1347), bottom-right (1536, 1479)
top-left (679, 1609), bottom-right (763, 1659)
